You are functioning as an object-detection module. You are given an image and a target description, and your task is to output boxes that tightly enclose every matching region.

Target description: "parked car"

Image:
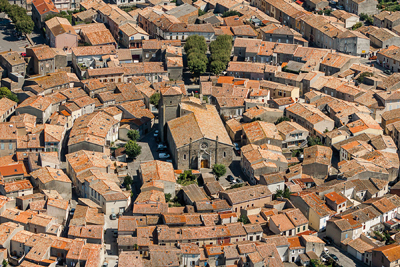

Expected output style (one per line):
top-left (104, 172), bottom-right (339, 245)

top-left (157, 144), bottom-right (167, 151)
top-left (154, 130), bottom-right (159, 137)
top-left (321, 254), bottom-right (329, 262)
top-left (113, 230), bottom-right (118, 238)
top-left (330, 254), bottom-right (339, 262)
top-left (227, 175), bottom-right (236, 183)
top-left (110, 213), bottom-right (117, 220)
top-left (69, 208), bottom-right (75, 216)
top-left (159, 153), bottom-right (170, 159)
top-left (324, 247), bottom-right (329, 254)
top-left (20, 52), bottom-right (26, 57)
top-left (236, 178), bottom-right (243, 183)
top-left (384, 69), bottom-right (393, 75)
top-left (233, 143), bottom-right (240, 151)
top-left (323, 236), bottom-right (333, 245)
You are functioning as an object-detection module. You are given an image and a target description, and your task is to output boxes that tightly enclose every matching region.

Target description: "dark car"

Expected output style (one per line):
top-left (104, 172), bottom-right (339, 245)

top-left (330, 254), bottom-right (339, 262)
top-left (384, 69), bottom-right (393, 75)
top-left (227, 175), bottom-right (235, 182)
top-left (323, 236), bottom-right (333, 245)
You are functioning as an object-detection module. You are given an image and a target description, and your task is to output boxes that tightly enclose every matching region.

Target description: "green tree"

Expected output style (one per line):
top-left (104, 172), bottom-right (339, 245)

top-left (123, 175), bottom-right (133, 188)
top-left (125, 140), bottom-right (142, 158)
top-left (127, 130), bottom-right (140, 141)
top-left (209, 35), bottom-right (232, 76)
top-left (0, 87), bottom-right (18, 102)
top-left (210, 50), bottom-right (230, 65)
top-left (222, 10), bottom-right (241, 17)
top-left (307, 136), bottom-right (323, 147)
top-left (210, 60), bottom-right (226, 76)
top-left (366, 16), bottom-right (373, 25)
top-left (352, 22), bottom-right (363, 30)
top-left (150, 92), bottom-right (160, 107)
top-left (188, 51), bottom-right (208, 65)
top-left (198, 9), bottom-right (206, 16)
top-left (212, 164), bottom-right (226, 178)
top-left (133, 244), bottom-right (138, 250)
top-left (15, 19), bottom-right (34, 34)
top-left (251, 117), bottom-right (262, 122)
top-left (2, 260), bottom-right (7, 267)
top-left (188, 57), bottom-right (207, 77)
top-left (274, 116), bottom-right (290, 125)
top-left (238, 215), bottom-right (249, 224)
top-left (359, 13), bottom-right (368, 20)
top-left (177, 170), bottom-right (197, 185)
top-left (184, 35), bottom-right (207, 54)
top-left (275, 188), bottom-right (291, 199)
top-left (165, 193), bottom-right (172, 202)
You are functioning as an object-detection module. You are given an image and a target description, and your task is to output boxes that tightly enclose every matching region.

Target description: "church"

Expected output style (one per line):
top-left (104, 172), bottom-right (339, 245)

top-left (166, 101), bottom-right (234, 170)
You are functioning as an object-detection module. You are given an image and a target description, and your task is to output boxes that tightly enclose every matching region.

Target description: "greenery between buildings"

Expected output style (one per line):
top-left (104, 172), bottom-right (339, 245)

top-left (352, 22), bottom-right (363, 30)
top-left (274, 116), bottom-right (290, 125)
top-left (251, 117), bottom-right (262, 122)
top-left (222, 10), bottom-right (241, 17)
top-left (127, 130), bottom-right (140, 141)
top-left (0, 0), bottom-right (34, 34)
top-left (184, 35), bottom-right (208, 78)
top-left (198, 9), bottom-right (206, 16)
top-left (359, 13), bottom-right (373, 24)
top-left (125, 140), bottom-right (142, 158)
top-left (307, 136), bottom-right (323, 147)
top-left (209, 35), bottom-right (233, 76)
top-left (123, 175), bottom-right (132, 190)
top-left (229, 183), bottom-right (244, 189)
top-left (212, 164), bottom-right (226, 178)
top-left (45, 10), bottom-right (81, 25)
top-left (177, 170), bottom-right (197, 186)
top-left (120, 5), bottom-right (137, 13)
top-left (165, 193), bottom-right (172, 202)
top-left (169, 196), bottom-right (182, 207)
top-left (0, 87), bottom-right (18, 103)
top-left (275, 188), bottom-right (292, 199)
top-left (291, 148), bottom-right (303, 157)
top-left (356, 72), bottom-right (373, 83)
top-left (150, 92), bottom-right (160, 108)
top-left (238, 215), bottom-right (250, 224)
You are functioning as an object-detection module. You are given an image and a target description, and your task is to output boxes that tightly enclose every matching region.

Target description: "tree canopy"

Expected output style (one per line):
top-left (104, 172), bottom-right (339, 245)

top-left (150, 92), bottom-right (160, 107)
top-left (0, 0), bottom-right (34, 34)
top-left (213, 164), bottom-right (226, 178)
top-left (0, 87), bottom-right (18, 103)
top-left (127, 130), bottom-right (140, 141)
top-left (185, 35), bottom-right (208, 78)
top-left (222, 10), bottom-right (241, 17)
top-left (125, 140), bottom-right (142, 158)
top-left (209, 60), bottom-right (226, 76)
top-left (209, 35), bottom-right (232, 76)
top-left (274, 116), bottom-right (290, 125)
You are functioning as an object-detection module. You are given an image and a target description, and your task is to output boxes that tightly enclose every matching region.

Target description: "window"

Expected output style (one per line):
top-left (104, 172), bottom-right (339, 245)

top-left (8, 143), bottom-right (12, 150)
top-left (183, 154), bottom-right (186, 160)
top-left (0, 143), bottom-right (4, 150)
top-left (223, 152), bottom-right (226, 157)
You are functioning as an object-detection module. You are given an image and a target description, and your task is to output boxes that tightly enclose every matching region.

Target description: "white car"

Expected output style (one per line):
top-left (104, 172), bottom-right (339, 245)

top-left (159, 153), bottom-right (170, 159)
top-left (324, 247), bottom-right (329, 254)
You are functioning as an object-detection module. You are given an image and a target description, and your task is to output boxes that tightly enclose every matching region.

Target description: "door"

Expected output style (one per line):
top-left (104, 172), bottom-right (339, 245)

top-left (201, 159), bottom-right (209, 168)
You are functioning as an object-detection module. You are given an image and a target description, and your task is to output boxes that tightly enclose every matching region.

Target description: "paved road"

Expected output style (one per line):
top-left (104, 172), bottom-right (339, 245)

top-left (0, 25), bottom-right (29, 52)
top-left (326, 245), bottom-right (367, 267)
